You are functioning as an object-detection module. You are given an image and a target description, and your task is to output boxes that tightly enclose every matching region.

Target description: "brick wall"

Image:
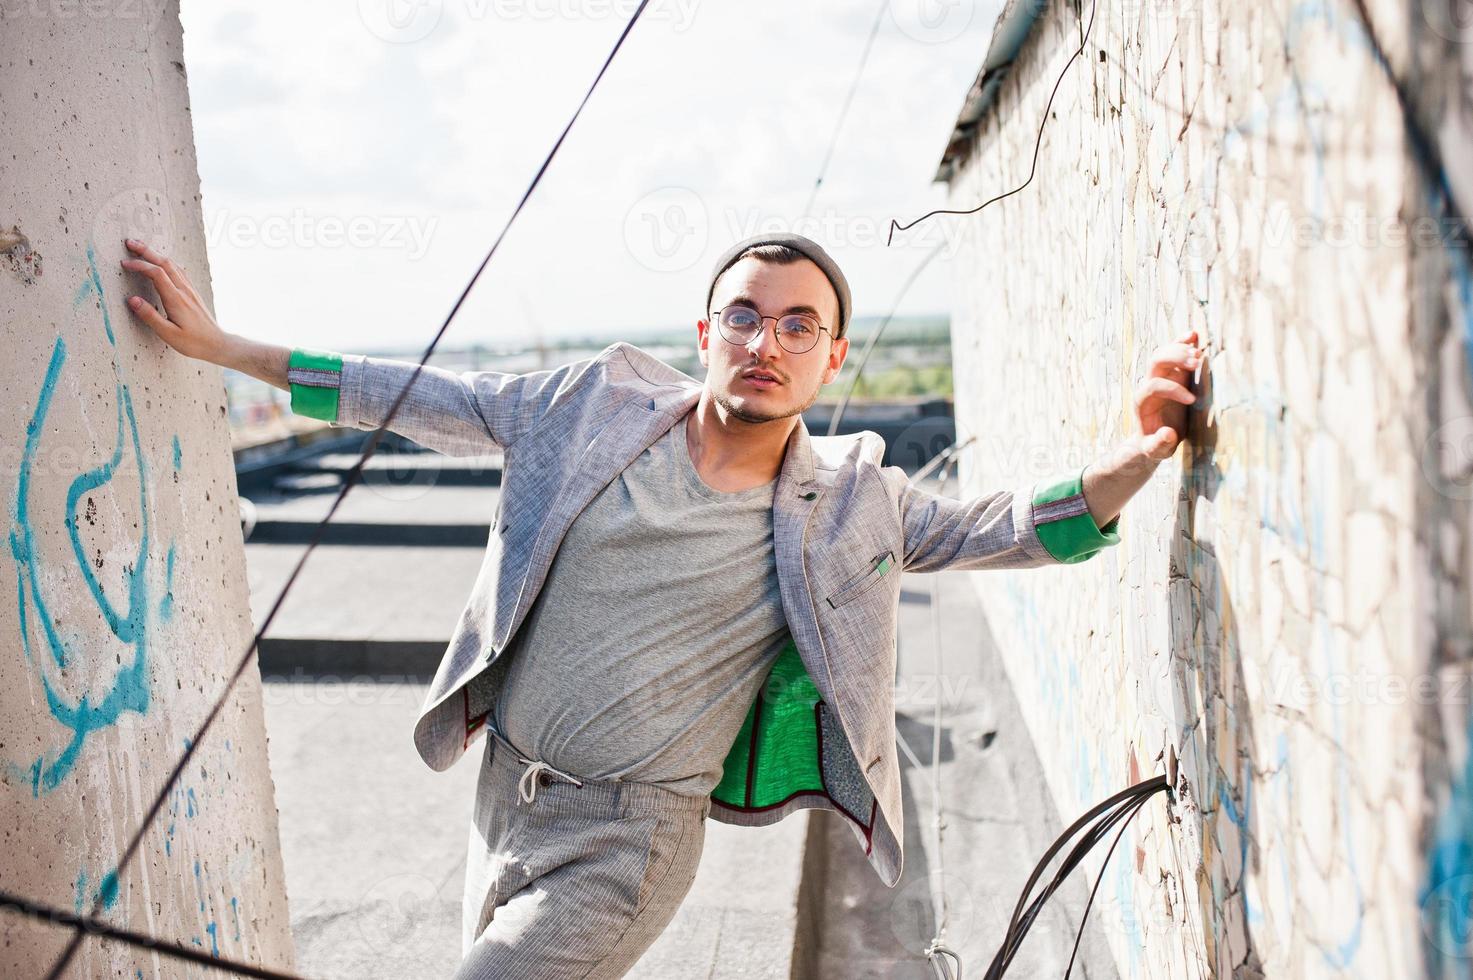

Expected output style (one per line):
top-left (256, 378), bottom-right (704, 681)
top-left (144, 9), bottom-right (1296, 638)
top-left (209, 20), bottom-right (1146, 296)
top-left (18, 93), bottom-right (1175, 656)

top-left (934, 1), bottom-right (1471, 976)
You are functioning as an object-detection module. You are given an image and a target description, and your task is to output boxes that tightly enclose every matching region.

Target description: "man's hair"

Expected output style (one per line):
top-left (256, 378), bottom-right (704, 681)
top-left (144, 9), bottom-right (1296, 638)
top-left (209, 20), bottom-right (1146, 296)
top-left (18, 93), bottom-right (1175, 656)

top-left (712, 244), bottom-right (847, 341)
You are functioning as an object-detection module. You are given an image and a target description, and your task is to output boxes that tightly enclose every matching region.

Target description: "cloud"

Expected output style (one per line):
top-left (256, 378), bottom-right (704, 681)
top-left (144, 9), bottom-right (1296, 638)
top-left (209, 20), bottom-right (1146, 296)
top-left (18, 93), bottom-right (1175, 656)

top-left (181, 0), bottom-right (1004, 350)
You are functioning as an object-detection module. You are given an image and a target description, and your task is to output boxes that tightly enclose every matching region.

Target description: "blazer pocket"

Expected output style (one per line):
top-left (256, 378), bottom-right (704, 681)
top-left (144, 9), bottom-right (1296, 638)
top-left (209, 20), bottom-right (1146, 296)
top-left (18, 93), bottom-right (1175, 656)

top-left (825, 550), bottom-right (895, 609)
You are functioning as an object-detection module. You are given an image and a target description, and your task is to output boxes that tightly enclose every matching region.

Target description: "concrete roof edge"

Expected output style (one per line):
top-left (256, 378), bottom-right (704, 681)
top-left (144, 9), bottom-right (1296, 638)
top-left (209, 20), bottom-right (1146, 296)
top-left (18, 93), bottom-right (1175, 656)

top-left (931, 0), bottom-right (1054, 185)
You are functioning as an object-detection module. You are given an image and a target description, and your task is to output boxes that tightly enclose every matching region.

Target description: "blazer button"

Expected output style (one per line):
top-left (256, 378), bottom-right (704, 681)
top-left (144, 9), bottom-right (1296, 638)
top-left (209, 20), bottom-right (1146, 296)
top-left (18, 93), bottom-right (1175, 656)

top-left (802, 491), bottom-right (817, 500)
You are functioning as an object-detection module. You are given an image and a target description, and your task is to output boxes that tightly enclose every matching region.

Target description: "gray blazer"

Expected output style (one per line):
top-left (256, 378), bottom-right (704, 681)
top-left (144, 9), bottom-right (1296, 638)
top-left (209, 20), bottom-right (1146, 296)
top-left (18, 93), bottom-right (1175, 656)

top-left (284, 341), bottom-right (1120, 887)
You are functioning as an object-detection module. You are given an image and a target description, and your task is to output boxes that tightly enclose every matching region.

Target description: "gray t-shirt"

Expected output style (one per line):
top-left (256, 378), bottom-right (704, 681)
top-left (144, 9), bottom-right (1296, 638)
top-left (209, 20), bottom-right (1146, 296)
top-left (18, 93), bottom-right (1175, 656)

top-left (493, 410), bottom-right (790, 798)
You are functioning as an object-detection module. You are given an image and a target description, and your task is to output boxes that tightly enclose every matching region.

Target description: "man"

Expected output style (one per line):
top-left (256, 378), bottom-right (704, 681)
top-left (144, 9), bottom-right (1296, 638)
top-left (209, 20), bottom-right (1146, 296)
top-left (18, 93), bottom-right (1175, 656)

top-left (120, 232), bottom-right (1203, 978)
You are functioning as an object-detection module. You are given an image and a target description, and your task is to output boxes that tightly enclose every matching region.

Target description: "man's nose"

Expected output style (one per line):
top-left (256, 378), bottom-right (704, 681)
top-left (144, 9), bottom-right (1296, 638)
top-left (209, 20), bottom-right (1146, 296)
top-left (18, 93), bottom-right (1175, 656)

top-left (746, 320), bottom-right (784, 360)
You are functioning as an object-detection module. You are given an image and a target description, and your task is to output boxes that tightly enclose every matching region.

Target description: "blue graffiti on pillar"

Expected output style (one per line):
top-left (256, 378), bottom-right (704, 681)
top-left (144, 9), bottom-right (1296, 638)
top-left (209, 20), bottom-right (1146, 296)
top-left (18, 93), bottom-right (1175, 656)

top-left (7, 243), bottom-right (179, 797)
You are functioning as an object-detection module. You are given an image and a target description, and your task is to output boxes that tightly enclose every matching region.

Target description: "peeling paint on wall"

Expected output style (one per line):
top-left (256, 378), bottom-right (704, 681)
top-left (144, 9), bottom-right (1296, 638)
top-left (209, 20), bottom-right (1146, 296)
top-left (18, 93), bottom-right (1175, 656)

top-left (1, 226), bottom-right (43, 284)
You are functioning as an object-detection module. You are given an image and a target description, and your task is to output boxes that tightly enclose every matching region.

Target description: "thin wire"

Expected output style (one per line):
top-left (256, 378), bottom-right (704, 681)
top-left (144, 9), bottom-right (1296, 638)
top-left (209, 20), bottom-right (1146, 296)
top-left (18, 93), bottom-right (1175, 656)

top-left (800, 0), bottom-right (890, 221)
top-left (926, 453), bottom-right (956, 967)
top-left (826, 241), bottom-right (944, 436)
top-left (886, 0), bottom-right (1097, 246)
top-left (890, 438), bottom-right (974, 980)
top-left (39, 5), bottom-right (652, 975)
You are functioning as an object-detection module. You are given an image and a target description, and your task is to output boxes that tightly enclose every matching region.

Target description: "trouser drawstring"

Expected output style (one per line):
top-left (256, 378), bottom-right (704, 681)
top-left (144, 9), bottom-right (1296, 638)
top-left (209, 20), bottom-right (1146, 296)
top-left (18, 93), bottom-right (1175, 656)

top-left (516, 757), bottom-right (584, 804)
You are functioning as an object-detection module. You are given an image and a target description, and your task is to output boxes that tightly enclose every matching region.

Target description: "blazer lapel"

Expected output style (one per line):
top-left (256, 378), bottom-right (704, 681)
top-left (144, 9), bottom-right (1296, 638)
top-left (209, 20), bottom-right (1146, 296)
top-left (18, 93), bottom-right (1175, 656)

top-left (771, 418), bottom-right (838, 704)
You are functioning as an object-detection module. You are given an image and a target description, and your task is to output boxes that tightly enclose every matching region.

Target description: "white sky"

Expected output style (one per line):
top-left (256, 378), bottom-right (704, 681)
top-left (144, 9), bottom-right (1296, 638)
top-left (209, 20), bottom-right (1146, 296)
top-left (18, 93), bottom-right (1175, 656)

top-left (178, 0), bottom-right (1005, 352)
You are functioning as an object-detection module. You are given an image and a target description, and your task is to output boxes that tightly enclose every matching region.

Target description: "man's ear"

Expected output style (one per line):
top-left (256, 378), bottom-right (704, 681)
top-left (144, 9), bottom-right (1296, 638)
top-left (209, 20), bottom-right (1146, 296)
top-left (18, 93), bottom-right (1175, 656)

top-left (696, 318), bottom-right (710, 369)
top-left (823, 335), bottom-right (849, 384)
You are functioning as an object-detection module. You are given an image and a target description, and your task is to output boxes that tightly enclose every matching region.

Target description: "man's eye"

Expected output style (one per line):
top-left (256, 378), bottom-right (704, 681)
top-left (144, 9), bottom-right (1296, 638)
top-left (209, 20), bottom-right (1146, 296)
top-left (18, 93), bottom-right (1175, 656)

top-left (781, 319), bottom-right (814, 336)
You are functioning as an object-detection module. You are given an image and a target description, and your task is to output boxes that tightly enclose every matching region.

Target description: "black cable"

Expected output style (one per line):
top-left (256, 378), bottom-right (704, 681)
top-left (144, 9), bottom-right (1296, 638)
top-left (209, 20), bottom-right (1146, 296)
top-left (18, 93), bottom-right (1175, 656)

top-left (998, 780), bottom-right (1164, 975)
top-left (886, 0), bottom-right (1097, 246)
top-left (994, 787), bottom-right (1146, 975)
top-left (1, 889), bottom-right (302, 980)
top-left (38, 5), bottom-right (651, 976)
top-left (998, 785), bottom-right (1154, 975)
top-left (1063, 791), bottom-right (1154, 979)
top-left (982, 774), bottom-right (1168, 980)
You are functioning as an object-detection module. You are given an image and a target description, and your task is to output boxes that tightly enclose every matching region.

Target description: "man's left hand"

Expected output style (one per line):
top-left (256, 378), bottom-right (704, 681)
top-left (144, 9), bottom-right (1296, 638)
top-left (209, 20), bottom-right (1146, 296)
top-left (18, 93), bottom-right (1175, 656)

top-left (1134, 329), bottom-right (1205, 460)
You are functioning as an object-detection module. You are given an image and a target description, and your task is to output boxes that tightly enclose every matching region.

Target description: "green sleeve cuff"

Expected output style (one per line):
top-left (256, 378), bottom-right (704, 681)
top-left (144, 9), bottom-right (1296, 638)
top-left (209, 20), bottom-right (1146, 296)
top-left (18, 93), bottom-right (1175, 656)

top-left (1031, 469), bottom-right (1122, 564)
top-left (286, 348), bottom-right (344, 423)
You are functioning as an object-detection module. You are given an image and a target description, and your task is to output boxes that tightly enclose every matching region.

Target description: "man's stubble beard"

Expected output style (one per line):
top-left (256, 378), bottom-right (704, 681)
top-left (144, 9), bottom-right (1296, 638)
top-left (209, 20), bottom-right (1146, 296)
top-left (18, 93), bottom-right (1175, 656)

top-left (713, 378), bottom-right (825, 425)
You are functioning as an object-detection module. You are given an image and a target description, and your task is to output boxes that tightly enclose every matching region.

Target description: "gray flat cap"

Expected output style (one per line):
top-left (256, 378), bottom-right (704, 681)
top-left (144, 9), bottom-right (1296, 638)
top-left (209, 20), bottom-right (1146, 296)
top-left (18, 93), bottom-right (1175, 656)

top-left (706, 232), bottom-right (852, 338)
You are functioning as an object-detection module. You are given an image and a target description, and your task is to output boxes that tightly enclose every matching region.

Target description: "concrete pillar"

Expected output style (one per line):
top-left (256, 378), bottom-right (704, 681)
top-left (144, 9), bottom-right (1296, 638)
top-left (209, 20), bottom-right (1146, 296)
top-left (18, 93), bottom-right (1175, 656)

top-left (0, 2), bottom-right (295, 975)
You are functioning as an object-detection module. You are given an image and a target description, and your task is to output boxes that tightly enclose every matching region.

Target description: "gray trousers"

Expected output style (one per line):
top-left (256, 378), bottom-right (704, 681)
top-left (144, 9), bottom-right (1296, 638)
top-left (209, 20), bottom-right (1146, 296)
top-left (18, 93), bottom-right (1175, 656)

top-left (456, 724), bottom-right (710, 979)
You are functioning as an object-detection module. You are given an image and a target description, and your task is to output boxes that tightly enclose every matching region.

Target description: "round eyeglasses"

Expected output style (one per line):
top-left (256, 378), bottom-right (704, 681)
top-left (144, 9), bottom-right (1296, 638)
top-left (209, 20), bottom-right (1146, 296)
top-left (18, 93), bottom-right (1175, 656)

top-left (711, 304), bottom-right (832, 355)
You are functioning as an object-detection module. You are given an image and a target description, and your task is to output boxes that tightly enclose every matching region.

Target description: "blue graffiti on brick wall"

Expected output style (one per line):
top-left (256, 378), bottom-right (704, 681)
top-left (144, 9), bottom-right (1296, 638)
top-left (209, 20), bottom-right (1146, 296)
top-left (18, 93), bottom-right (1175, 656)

top-left (7, 243), bottom-right (178, 798)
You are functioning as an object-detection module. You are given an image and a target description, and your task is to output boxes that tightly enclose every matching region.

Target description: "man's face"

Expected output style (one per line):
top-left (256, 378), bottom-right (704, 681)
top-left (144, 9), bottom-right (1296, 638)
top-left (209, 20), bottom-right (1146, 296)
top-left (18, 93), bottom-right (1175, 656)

top-left (697, 256), bottom-right (849, 424)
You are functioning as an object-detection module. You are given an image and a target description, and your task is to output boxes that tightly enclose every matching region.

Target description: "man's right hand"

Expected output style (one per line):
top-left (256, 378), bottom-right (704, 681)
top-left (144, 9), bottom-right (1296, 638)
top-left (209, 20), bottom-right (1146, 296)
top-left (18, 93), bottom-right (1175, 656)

top-left (119, 238), bottom-right (291, 389)
top-left (119, 237), bottom-right (231, 363)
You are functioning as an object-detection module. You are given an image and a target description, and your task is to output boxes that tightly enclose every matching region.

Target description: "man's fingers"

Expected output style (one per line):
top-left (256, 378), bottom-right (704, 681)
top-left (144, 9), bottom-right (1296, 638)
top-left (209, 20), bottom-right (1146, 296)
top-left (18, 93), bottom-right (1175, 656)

top-left (123, 238), bottom-right (194, 296)
top-left (126, 295), bottom-right (177, 335)
top-left (1136, 376), bottom-right (1196, 407)
top-left (1149, 342), bottom-right (1205, 378)
top-left (120, 256), bottom-right (186, 307)
top-left (1149, 426), bottom-right (1181, 458)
